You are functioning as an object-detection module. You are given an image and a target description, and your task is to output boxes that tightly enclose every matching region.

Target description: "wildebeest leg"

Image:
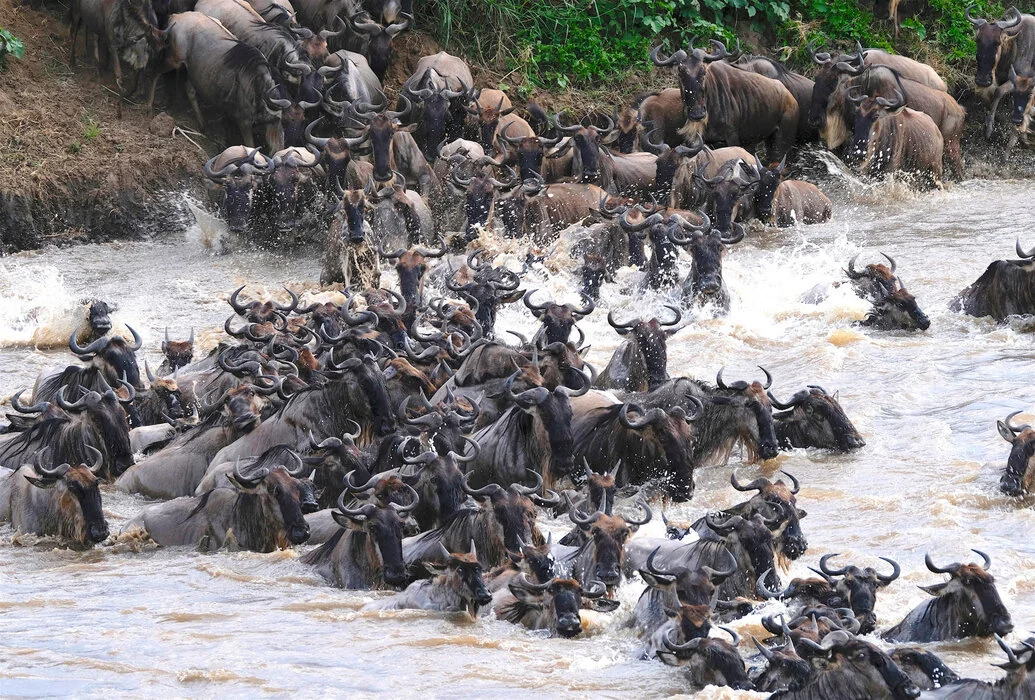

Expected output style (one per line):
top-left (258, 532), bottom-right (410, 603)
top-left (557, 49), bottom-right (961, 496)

top-left (262, 122), bottom-right (283, 152)
top-left (184, 82), bottom-right (205, 132)
top-left (68, 13), bottom-right (80, 67)
top-left (986, 83), bottom-right (1011, 139)
top-left (946, 137), bottom-right (963, 180)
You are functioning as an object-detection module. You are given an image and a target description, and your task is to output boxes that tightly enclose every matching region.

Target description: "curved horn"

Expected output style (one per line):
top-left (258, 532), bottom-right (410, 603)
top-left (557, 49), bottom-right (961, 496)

top-left (819, 553), bottom-right (850, 577)
top-left (650, 45), bottom-right (688, 67)
top-left (876, 557), bottom-right (901, 584)
top-left (1016, 238), bottom-right (1035, 259)
top-left (623, 499), bottom-right (652, 526)
top-left (730, 470), bottom-right (768, 493)
top-left (972, 549), bottom-right (992, 571)
top-left (965, 4), bottom-right (987, 27)
top-left (925, 552), bottom-right (961, 575)
top-left (69, 330), bottom-right (110, 356)
top-left (460, 471), bottom-right (505, 499)
top-left (10, 389), bottom-right (49, 414)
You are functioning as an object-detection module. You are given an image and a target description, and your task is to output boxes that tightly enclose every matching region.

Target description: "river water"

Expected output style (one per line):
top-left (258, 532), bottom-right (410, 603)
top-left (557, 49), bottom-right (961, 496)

top-left (1, 179), bottom-right (1034, 697)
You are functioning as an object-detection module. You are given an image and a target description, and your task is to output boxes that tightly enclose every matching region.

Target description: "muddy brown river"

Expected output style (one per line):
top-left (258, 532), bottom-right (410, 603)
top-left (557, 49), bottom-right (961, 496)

top-left (2, 176), bottom-right (1035, 697)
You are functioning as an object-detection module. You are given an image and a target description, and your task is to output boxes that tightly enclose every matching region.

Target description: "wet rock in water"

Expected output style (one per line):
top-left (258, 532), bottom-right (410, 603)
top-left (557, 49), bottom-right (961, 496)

top-left (149, 112), bottom-right (176, 137)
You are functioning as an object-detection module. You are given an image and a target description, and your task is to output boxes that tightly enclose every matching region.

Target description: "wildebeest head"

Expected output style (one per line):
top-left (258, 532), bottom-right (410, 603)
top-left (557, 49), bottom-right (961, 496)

top-left (87, 300), bottom-right (113, 337)
top-left (552, 114), bottom-right (615, 184)
top-left (332, 485), bottom-right (418, 586)
top-left (448, 160), bottom-right (517, 241)
top-left (467, 90), bottom-right (516, 150)
top-left (204, 148), bottom-right (274, 233)
top-left (608, 304), bottom-right (682, 389)
top-left (55, 384), bottom-right (135, 478)
top-left (706, 512), bottom-right (780, 591)
top-left (25, 447), bottom-right (109, 545)
top-left (160, 327), bottom-right (194, 372)
top-left (406, 76), bottom-right (469, 162)
top-left (658, 625), bottom-right (752, 690)
top-left (523, 289), bottom-right (595, 346)
top-left (673, 223), bottom-right (741, 303)
top-left (143, 363), bottom-right (185, 421)
top-left (729, 469), bottom-right (807, 559)
top-left (328, 352), bottom-right (397, 436)
top-left (816, 553), bottom-right (901, 634)
top-left (508, 574), bottom-right (615, 637)
top-left (640, 545), bottom-right (737, 607)
top-left (751, 634), bottom-right (812, 693)
top-left (694, 159), bottom-right (758, 238)
top-left (769, 386), bottom-right (865, 452)
top-left (461, 470), bottom-right (557, 554)
top-left (498, 122), bottom-right (564, 182)
top-left (379, 243), bottom-right (448, 313)
top-left (220, 384), bottom-right (268, 433)
top-left (968, 6), bottom-right (1023, 88)
top-left (713, 367), bottom-right (780, 461)
top-left (269, 147), bottom-right (319, 231)
top-left (115, 0), bottom-right (165, 72)
top-left (69, 327), bottom-right (143, 390)
top-left (446, 251), bottom-right (523, 336)
top-left (616, 106), bottom-right (638, 153)
top-left (1009, 65), bottom-right (1035, 125)
top-left (617, 209), bottom-right (693, 289)
top-left (427, 542), bottom-right (494, 613)
top-left (846, 85), bottom-right (906, 162)
top-left (579, 460), bottom-right (619, 515)
top-left (807, 42), bottom-right (862, 128)
top-left (650, 40), bottom-right (729, 123)
top-left (579, 252), bottom-right (609, 300)
top-left (348, 94), bottom-right (413, 182)
top-left (797, 632), bottom-right (920, 700)
top-left (505, 369), bottom-right (592, 481)
top-left (569, 496), bottom-right (651, 586)
top-left (617, 400), bottom-right (701, 502)
top-left (643, 130), bottom-right (704, 199)
top-left (997, 410), bottom-right (1035, 496)
top-left (349, 12), bottom-right (410, 82)
top-left (921, 550), bottom-right (1014, 637)
top-left (226, 459), bottom-right (314, 548)
top-left (865, 284), bottom-right (931, 331)
top-left (890, 647), bottom-right (960, 691)
top-left (846, 251), bottom-right (899, 301)
top-left (266, 85), bottom-right (321, 147)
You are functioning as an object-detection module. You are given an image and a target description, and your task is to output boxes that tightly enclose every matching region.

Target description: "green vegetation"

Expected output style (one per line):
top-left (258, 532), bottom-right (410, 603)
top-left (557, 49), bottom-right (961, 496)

top-left (0, 28), bottom-right (25, 71)
top-left (420, 0), bottom-right (1008, 91)
top-left (82, 115), bottom-right (102, 141)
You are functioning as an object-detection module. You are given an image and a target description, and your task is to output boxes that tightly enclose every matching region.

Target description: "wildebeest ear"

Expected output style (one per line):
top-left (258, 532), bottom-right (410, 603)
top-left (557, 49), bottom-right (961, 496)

top-left (397, 124), bottom-right (418, 133)
top-left (423, 561), bottom-right (448, 576)
top-left (919, 583), bottom-right (949, 596)
top-left (331, 510), bottom-right (353, 528)
top-left (797, 508), bottom-right (807, 519)
top-left (998, 421), bottom-right (1017, 443)
top-left (588, 598), bottom-right (620, 613)
top-left (663, 606), bottom-right (680, 619)
top-left (24, 475), bottom-right (58, 490)
top-left (508, 583), bottom-right (545, 606)
top-left (500, 107), bottom-right (516, 116)
top-left (656, 651), bottom-right (682, 667)
top-left (226, 473), bottom-right (259, 491)
top-left (640, 571), bottom-right (675, 588)
top-left (832, 391), bottom-right (839, 401)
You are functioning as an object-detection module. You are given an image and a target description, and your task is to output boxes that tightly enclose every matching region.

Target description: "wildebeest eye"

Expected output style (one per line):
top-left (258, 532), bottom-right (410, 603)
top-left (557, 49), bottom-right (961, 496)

top-left (853, 650), bottom-right (867, 661)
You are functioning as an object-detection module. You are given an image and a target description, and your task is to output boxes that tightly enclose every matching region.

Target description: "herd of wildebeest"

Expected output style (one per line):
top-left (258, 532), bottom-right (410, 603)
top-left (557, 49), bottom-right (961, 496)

top-left (7, 0), bottom-right (1035, 696)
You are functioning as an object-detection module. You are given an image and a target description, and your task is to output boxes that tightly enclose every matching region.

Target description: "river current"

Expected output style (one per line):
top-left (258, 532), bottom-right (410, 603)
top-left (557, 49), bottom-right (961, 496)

top-left (1, 177), bottom-right (1034, 697)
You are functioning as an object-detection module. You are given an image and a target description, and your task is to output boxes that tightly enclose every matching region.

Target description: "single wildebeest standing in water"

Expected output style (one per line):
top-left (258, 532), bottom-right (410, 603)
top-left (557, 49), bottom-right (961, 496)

top-left (883, 550), bottom-right (1013, 642)
top-left (362, 542), bottom-right (493, 616)
top-left (0, 447), bottom-right (110, 548)
top-left (768, 386), bottom-right (865, 451)
top-left (811, 552), bottom-right (901, 634)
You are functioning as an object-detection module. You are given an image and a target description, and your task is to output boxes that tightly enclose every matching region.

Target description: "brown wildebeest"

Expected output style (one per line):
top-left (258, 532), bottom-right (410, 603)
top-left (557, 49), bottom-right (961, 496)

top-left (651, 39), bottom-right (799, 164)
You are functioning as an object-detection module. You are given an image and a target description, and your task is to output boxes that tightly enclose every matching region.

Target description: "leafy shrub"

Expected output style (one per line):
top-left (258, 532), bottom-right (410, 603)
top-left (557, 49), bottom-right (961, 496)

top-left (0, 28), bottom-right (25, 71)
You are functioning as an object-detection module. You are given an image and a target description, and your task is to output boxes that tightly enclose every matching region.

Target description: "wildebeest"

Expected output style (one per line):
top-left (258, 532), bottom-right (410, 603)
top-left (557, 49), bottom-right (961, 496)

top-left (651, 39), bottom-right (799, 164)
top-left (493, 574), bottom-right (618, 637)
top-left (777, 630), bottom-right (921, 700)
top-left (151, 12), bottom-right (284, 150)
top-left (674, 218), bottom-right (742, 311)
top-left (549, 114), bottom-right (658, 196)
top-left (744, 159), bottom-right (832, 227)
top-left (65, 325), bottom-right (144, 391)
top-left (0, 384), bottom-right (135, 480)
top-left (657, 626), bottom-right (753, 691)
top-left (0, 447), bottom-right (109, 547)
top-left (996, 410), bottom-right (1035, 496)
top-left (846, 87), bottom-right (943, 189)
top-left (921, 634), bottom-right (1035, 698)
top-left (596, 305), bottom-right (682, 392)
top-left (556, 496), bottom-right (651, 591)
top-left (734, 54), bottom-right (817, 142)
top-left (689, 469), bottom-right (808, 560)
top-left (301, 486), bottom-right (418, 588)
top-left (638, 88), bottom-right (686, 148)
top-left (968, 6), bottom-right (1035, 138)
top-left (889, 647), bottom-right (960, 692)
top-left (768, 386), bottom-right (865, 451)
top-left (70, 0), bottom-right (165, 96)
top-left (951, 238), bottom-right (1035, 320)
top-left (347, 12), bottom-right (409, 82)
top-left (521, 289), bottom-right (594, 347)
top-left (362, 542), bottom-right (493, 616)
top-left (203, 146), bottom-right (275, 233)
top-left (572, 399), bottom-right (701, 502)
top-left (805, 553), bottom-right (900, 634)
top-left (122, 458), bottom-right (314, 551)
top-left (462, 369), bottom-right (591, 488)
top-left (883, 550), bottom-right (1013, 642)
top-left (159, 328), bottom-right (195, 373)
top-left (616, 209), bottom-right (696, 291)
